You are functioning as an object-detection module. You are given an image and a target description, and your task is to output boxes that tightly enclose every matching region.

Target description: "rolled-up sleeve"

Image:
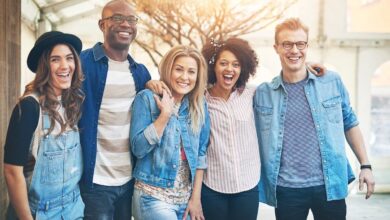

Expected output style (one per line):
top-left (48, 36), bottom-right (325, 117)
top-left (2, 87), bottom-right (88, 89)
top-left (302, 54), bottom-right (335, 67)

top-left (338, 78), bottom-right (359, 131)
top-left (130, 92), bottom-right (161, 158)
top-left (143, 124), bottom-right (160, 145)
top-left (197, 102), bottom-right (211, 169)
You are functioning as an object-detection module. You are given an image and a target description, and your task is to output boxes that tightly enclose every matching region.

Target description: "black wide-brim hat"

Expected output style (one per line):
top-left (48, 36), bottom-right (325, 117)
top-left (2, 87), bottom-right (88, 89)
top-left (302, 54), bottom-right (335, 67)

top-left (27, 31), bottom-right (82, 73)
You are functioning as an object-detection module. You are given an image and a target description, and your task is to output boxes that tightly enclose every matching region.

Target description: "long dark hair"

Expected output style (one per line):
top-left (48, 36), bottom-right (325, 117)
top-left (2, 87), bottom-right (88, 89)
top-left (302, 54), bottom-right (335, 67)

top-left (21, 43), bottom-right (85, 135)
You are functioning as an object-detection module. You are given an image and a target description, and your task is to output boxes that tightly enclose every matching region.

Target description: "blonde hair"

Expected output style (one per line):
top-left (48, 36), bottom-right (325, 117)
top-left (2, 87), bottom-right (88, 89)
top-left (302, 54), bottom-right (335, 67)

top-left (275, 17), bottom-right (309, 44)
top-left (158, 45), bottom-right (208, 133)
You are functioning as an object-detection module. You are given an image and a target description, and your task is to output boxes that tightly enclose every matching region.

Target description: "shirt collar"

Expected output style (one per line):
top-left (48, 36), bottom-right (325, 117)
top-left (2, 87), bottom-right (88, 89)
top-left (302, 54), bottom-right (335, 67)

top-left (178, 96), bottom-right (190, 114)
top-left (271, 69), bottom-right (317, 90)
top-left (92, 42), bottom-right (136, 67)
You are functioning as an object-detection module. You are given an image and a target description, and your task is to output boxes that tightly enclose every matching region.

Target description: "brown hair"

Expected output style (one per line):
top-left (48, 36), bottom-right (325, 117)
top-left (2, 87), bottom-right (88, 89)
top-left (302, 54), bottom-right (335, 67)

top-left (202, 38), bottom-right (258, 89)
top-left (274, 17), bottom-right (309, 44)
top-left (21, 43), bottom-right (85, 135)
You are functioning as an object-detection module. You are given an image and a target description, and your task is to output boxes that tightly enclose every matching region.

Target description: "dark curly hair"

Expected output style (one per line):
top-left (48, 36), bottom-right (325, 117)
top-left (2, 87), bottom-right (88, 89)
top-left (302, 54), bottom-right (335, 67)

top-left (202, 37), bottom-right (258, 89)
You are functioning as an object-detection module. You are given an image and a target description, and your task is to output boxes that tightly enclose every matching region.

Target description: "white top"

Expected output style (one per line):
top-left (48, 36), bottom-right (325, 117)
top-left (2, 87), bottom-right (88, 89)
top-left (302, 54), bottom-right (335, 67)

top-left (93, 58), bottom-right (136, 186)
top-left (203, 87), bottom-right (261, 193)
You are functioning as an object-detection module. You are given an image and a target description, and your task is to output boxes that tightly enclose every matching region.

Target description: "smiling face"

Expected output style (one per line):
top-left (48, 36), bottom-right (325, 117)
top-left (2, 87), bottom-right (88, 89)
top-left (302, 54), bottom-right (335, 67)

top-left (100, 1), bottom-right (137, 50)
top-left (170, 56), bottom-right (198, 102)
top-left (213, 50), bottom-right (241, 93)
top-left (274, 28), bottom-right (308, 75)
top-left (49, 44), bottom-right (75, 96)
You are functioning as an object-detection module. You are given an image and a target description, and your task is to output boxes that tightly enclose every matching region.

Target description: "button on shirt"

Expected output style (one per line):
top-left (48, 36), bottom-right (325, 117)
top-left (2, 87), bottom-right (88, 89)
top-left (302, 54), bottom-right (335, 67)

top-left (78, 43), bottom-right (151, 187)
top-left (254, 71), bottom-right (357, 207)
top-left (204, 87), bottom-right (260, 193)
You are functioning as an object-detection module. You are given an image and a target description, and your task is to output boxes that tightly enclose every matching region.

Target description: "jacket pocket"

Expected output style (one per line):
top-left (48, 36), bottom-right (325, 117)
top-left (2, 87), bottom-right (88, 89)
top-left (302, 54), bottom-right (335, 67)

top-left (255, 106), bottom-right (273, 131)
top-left (322, 96), bottom-right (342, 124)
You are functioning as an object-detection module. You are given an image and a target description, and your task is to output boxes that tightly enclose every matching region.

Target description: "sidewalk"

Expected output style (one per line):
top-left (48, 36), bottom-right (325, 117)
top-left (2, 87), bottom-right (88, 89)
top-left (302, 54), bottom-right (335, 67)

top-left (257, 193), bottom-right (390, 220)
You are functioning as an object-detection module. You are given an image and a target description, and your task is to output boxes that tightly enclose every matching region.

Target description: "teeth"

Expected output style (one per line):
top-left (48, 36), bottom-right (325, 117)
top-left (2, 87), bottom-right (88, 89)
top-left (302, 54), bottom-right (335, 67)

top-left (289, 57), bottom-right (299, 61)
top-left (57, 73), bottom-right (69, 77)
top-left (119, 32), bottom-right (130, 36)
top-left (223, 75), bottom-right (233, 78)
top-left (178, 82), bottom-right (188, 87)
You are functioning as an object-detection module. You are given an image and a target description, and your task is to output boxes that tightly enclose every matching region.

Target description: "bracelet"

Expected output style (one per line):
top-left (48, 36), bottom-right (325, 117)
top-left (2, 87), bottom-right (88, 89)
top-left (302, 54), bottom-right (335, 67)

top-left (360, 165), bottom-right (372, 170)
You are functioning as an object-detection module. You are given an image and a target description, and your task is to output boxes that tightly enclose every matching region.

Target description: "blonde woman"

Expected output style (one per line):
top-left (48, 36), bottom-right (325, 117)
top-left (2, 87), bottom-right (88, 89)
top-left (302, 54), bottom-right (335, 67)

top-left (130, 45), bottom-right (210, 220)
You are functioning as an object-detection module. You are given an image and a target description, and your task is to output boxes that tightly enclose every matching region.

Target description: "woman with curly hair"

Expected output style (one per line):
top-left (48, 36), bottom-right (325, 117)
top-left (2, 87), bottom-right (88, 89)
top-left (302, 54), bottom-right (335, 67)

top-left (4, 31), bottom-right (85, 220)
top-left (201, 37), bottom-right (261, 220)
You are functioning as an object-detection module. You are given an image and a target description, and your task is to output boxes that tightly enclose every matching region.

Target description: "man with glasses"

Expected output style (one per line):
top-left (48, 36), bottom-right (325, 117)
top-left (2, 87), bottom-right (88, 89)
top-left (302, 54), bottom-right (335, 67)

top-left (78, 0), bottom-right (167, 219)
top-left (254, 18), bottom-right (375, 220)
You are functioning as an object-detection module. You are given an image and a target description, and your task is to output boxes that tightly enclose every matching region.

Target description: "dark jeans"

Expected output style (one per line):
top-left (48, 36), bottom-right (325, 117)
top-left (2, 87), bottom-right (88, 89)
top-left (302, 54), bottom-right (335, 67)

top-left (275, 185), bottom-right (346, 220)
top-left (80, 179), bottom-right (134, 220)
top-left (201, 183), bottom-right (259, 220)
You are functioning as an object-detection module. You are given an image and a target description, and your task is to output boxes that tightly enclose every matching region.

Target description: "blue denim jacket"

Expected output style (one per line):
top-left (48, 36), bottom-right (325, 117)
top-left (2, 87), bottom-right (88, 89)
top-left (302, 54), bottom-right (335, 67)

top-left (254, 71), bottom-right (357, 207)
top-left (130, 89), bottom-right (211, 188)
top-left (78, 43), bottom-right (151, 187)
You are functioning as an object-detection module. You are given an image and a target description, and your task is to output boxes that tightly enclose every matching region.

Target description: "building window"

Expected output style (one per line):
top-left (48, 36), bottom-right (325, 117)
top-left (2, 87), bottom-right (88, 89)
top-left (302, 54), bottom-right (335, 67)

top-left (370, 61), bottom-right (390, 156)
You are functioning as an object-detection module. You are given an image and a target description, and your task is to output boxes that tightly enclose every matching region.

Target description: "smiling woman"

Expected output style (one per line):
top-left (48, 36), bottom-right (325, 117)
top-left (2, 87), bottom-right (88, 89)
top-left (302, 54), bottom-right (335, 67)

top-left (130, 45), bottom-right (211, 220)
top-left (200, 38), bottom-right (261, 220)
top-left (4, 31), bottom-right (85, 220)
top-left (49, 44), bottom-right (76, 96)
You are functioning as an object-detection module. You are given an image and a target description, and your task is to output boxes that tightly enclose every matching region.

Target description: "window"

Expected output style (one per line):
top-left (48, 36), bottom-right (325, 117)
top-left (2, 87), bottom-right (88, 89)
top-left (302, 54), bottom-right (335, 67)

top-left (370, 61), bottom-right (390, 156)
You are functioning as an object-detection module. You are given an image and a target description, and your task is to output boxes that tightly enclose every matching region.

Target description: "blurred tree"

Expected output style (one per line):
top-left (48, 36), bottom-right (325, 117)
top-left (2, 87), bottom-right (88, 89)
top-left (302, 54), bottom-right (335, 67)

top-left (132, 0), bottom-right (297, 66)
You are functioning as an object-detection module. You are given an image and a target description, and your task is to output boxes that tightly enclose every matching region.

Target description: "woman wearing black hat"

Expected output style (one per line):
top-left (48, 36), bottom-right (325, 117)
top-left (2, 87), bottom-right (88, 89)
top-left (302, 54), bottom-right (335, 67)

top-left (4, 31), bottom-right (85, 220)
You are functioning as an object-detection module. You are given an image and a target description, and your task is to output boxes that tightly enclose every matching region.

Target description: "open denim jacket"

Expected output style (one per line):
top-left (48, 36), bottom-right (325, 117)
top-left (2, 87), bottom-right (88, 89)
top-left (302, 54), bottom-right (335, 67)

top-left (254, 71), bottom-right (357, 207)
top-left (130, 89), bottom-right (211, 188)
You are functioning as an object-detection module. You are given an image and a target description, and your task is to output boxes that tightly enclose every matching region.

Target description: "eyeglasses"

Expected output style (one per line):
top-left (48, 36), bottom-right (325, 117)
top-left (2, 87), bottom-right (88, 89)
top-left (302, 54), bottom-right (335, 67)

top-left (280, 41), bottom-right (307, 50)
top-left (101, 15), bottom-right (139, 25)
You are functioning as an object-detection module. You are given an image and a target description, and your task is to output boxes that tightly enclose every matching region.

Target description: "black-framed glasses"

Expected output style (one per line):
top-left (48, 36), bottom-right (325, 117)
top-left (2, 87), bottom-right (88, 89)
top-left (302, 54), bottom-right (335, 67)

top-left (101, 14), bottom-right (139, 25)
top-left (280, 41), bottom-right (307, 50)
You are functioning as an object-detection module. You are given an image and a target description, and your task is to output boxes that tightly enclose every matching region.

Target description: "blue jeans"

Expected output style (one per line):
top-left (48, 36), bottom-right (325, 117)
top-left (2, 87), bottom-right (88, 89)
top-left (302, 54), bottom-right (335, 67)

top-left (201, 184), bottom-right (259, 220)
top-left (275, 185), bottom-right (346, 220)
top-left (132, 188), bottom-right (190, 220)
top-left (80, 179), bottom-right (134, 220)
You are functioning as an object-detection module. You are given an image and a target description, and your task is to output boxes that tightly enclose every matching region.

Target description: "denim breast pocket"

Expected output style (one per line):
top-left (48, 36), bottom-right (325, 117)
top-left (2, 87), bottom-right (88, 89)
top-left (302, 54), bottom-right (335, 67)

top-left (255, 106), bottom-right (273, 131)
top-left (322, 96), bottom-right (343, 124)
top-left (40, 144), bottom-right (81, 184)
top-left (64, 143), bottom-right (82, 182)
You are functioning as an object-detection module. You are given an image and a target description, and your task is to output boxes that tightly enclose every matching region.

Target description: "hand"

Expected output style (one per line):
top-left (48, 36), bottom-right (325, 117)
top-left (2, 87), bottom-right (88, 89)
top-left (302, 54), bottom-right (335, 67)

top-left (182, 198), bottom-right (204, 220)
top-left (306, 62), bottom-right (326, 76)
top-left (146, 80), bottom-right (172, 97)
top-left (154, 89), bottom-right (175, 117)
top-left (359, 169), bottom-right (375, 199)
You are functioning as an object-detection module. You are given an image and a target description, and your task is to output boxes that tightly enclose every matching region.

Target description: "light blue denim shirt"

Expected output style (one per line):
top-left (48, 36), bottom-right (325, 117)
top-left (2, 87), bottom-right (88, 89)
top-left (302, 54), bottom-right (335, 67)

top-left (254, 70), bottom-right (357, 207)
top-left (130, 89), bottom-right (211, 188)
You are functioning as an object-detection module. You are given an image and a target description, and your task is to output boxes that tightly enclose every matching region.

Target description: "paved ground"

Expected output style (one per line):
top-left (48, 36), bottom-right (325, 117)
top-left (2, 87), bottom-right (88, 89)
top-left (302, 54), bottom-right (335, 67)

top-left (257, 193), bottom-right (390, 220)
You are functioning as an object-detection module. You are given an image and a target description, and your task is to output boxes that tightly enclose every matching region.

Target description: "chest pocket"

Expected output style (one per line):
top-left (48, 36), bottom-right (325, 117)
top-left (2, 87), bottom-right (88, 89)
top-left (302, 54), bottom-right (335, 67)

top-left (40, 142), bottom-right (82, 184)
top-left (255, 106), bottom-right (273, 131)
top-left (322, 96), bottom-right (343, 124)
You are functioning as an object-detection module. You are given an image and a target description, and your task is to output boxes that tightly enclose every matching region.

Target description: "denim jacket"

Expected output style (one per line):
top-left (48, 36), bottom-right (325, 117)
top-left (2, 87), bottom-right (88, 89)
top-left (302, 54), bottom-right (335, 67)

top-left (254, 70), bottom-right (357, 207)
top-left (78, 43), bottom-right (151, 187)
top-left (130, 89), bottom-right (211, 188)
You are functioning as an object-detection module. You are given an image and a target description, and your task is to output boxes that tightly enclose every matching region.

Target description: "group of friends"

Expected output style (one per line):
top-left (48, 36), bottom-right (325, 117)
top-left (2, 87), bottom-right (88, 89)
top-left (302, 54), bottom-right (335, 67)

top-left (3, 0), bottom-right (375, 220)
